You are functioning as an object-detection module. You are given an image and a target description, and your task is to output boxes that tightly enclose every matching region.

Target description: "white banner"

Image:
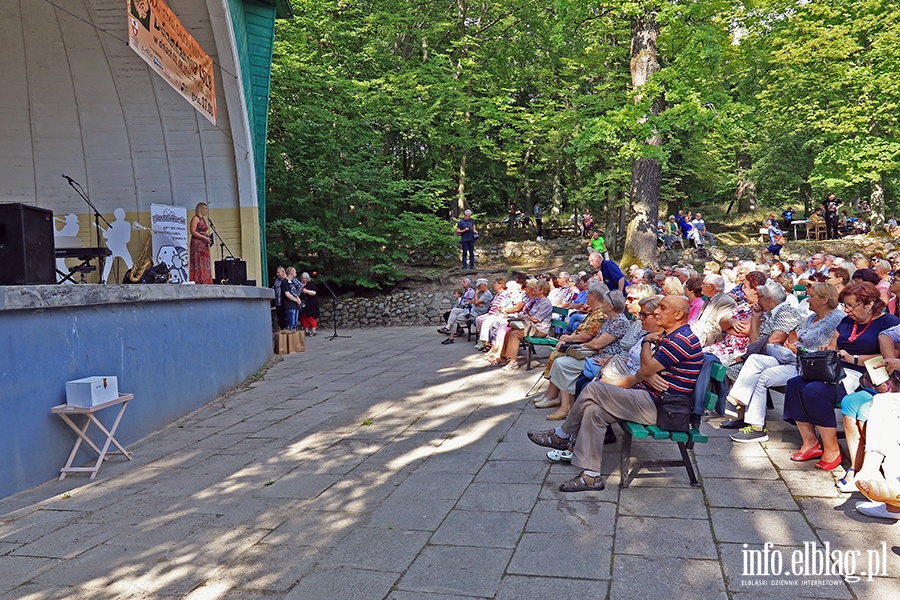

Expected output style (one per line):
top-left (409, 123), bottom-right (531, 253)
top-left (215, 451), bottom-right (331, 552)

top-left (150, 204), bottom-right (189, 283)
top-left (128, 0), bottom-right (217, 124)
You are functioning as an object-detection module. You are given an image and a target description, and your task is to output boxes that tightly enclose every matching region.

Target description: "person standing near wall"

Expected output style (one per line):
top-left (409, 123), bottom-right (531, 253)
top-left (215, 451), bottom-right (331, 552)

top-left (588, 231), bottom-right (608, 259)
top-left (822, 193), bottom-right (843, 240)
top-left (298, 272), bottom-right (319, 336)
top-left (189, 202), bottom-right (213, 284)
top-left (283, 267), bottom-right (303, 331)
top-left (534, 201), bottom-right (544, 241)
top-left (457, 209), bottom-right (478, 271)
top-left (273, 266), bottom-right (287, 329)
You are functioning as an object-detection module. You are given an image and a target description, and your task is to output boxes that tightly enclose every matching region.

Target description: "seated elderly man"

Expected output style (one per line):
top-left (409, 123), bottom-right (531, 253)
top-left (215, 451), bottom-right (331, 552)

top-left (442, 278), bottom-right (493, 345)
top-left (562, 275), bottom-right (592, 334)
top-left (438, 278), bottom-right (475, 336)
top-left (691, 274), bottom-right (737, 346)
top-left (527, 295), bottom-right (703, 491)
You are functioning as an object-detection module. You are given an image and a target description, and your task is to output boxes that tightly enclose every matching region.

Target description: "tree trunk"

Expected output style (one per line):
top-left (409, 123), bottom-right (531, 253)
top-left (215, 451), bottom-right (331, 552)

top-left (622, 13), bottom-right (661, 268)
top-left (624, 159), bottom-right (661, 266)
top-left (871, 178), bottom-right (885, 229)
top-left (551, 167), bottom-right (563, 220)
top-left (736, 178), bottom-right (757, 213)
top-left (457, 150), bottom-right (467, 217)
top-left (735, 152), bottom-right (757, 213)
top-left (800, 182), bottom-right (812, 217)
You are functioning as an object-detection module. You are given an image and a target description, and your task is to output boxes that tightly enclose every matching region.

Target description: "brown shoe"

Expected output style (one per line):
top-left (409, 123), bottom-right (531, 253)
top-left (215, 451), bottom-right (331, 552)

top-left (559, 471), bottom-right (605, 492)
top-left (527, 429), bottom-right (570, 450)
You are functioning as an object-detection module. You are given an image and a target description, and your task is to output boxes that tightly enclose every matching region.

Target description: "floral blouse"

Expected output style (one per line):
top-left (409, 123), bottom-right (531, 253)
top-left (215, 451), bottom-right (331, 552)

top-left (705, 301), bottom-right (754, 362)
top-left (575, 308), bottom-right (606, 338)
top-left (595, 313), bottom-right (630, 360)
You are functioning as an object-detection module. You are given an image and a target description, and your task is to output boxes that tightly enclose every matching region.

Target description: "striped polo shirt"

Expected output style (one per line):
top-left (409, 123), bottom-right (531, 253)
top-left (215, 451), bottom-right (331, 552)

top-left (637, 323), bottom-right (703, 400)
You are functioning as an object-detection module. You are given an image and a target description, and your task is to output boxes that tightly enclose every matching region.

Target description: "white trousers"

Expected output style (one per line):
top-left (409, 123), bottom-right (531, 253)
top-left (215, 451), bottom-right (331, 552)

top-left (478, 314), bottom-right (507, 342)
top-left (865, 394), bottom-right (900, 480)
top-left (729, 354), bottom-right (797, 427)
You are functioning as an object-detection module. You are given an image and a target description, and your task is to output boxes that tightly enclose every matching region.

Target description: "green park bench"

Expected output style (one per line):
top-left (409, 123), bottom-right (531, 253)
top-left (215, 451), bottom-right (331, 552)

top-left (618, 360), bottom-right (727, 488)
top-left (523, 306), bottom-right (570, 370)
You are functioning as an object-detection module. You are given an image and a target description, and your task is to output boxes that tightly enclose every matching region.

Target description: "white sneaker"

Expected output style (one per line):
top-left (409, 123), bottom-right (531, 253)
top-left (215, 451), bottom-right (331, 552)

top-left (855, 501), bottom-right (900, 520)
top-left (547, 449), bottom-right (573, 462)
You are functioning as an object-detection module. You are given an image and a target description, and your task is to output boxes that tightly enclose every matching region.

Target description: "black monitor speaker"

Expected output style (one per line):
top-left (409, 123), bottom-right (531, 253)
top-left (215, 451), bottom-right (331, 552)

top-left (0, 203), bottom-right (56, 285)
top-left (214, 259), bottom-right (247, 285)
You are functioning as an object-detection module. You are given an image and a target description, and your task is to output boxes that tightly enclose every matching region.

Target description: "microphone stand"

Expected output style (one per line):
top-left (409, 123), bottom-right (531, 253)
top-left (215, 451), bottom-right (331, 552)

top-left (319, 279), bottom-right (351, 341)
top-left (65, 177), bottom-right (112, 282)
top-left (206, 216), bottom-right (235, 260)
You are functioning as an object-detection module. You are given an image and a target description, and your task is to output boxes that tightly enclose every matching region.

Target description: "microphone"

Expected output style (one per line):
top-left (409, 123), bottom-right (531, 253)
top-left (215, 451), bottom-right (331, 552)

top-left (62, 173), bottom-right (76, 184)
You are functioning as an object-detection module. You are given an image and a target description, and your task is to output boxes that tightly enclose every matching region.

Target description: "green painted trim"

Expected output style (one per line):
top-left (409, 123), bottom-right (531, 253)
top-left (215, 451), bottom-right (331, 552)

top-left (255, 0), bottom-right (294, 19)
top-left (227, 0), bottom-right (279, 278)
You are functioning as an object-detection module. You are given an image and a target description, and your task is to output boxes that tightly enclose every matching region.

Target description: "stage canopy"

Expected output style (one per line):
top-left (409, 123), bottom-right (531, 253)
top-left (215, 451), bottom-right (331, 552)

top-left (0, 0), bottom-right (294, 283)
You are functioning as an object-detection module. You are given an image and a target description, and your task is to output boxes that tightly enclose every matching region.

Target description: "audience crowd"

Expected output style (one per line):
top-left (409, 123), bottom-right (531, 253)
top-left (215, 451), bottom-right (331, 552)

top-left (436, 238), bottom-right (900, 521)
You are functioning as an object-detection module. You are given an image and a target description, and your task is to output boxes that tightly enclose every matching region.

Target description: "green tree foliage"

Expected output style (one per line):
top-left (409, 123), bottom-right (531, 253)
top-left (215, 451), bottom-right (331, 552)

top-left (740, 0), bottom-right (900, 219)
top-left (267, 0), bottom-right (900, 282)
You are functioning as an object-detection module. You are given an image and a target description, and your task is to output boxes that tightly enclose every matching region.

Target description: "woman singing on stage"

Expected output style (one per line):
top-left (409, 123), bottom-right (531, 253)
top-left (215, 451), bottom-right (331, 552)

top-left (189, 202), bottom-right (213, 284)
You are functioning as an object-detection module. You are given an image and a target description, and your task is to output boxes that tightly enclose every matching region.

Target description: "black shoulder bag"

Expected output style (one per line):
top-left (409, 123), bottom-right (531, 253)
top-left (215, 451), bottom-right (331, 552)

top-left (796, 349), bottom-right (844, 383)
top-left (655, 392), bottom-right (691, 433)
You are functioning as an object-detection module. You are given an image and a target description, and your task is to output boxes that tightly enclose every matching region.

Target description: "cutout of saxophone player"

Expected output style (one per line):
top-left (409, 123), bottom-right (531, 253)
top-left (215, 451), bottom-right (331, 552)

top-left (189, 202), bottom-right (213, 284)
top-left (96, 208), bottom-right (134, 284)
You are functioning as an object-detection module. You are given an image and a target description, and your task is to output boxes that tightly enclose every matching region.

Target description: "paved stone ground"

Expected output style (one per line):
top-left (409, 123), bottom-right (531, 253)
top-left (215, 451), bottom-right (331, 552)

top-left (1, 326), bottom-right (898, 599)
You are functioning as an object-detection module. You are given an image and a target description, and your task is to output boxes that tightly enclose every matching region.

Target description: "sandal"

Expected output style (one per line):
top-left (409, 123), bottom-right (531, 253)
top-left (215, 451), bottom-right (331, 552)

top-left (501, 362), bottom-right (519, 372)
top-left (559, 471), bottom-right (605, 492)
top-left (527, 429), bottom-right (570, 450)
top-left (441, 338), bottom-right (455, 345)
top-left (835, 468), bottom-right (857, 493)
top-left (856, 476), bottom-right (900, 508)
top-left (546, 449), bottom-right (572, 462)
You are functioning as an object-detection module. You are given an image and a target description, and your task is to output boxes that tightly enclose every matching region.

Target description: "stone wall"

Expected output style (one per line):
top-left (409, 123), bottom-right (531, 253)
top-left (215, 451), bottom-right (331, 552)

top-left (319, 291), bottom-right (460, 328)
top-left (319, 233), bottom-right (900, 329)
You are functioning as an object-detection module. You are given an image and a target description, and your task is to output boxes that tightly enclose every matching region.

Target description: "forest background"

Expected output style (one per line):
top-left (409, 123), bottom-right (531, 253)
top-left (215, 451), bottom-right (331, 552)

top-left (265, 0), bottom-right (900, 289)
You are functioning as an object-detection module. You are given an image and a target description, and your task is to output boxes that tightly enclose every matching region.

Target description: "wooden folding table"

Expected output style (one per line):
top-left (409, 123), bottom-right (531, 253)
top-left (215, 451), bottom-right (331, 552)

top-left (51, 393), bottom-right (135, 480)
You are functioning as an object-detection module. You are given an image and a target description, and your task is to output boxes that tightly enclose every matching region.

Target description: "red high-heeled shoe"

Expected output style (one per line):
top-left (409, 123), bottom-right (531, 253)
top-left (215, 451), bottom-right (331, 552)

top-left (790, 444), bottom-right (823, 462)
top-left (815, 453), bottom-right (843, 471)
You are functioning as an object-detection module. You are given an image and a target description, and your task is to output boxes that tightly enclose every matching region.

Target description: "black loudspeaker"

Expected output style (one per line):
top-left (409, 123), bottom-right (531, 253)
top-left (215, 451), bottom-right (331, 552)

top-left (0, 203), bottom-right (56, 285)
top-left (215, 259), bottom-right (247, 285)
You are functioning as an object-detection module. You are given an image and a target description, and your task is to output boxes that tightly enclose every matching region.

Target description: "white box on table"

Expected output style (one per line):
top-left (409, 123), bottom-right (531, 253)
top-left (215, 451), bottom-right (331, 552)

top-left (66, 376), bottom-right (119, 407)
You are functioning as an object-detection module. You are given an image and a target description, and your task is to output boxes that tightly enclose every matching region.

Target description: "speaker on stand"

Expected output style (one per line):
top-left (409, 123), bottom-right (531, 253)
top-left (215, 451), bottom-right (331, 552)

top-left (0, 203), bottom-right (56, 285)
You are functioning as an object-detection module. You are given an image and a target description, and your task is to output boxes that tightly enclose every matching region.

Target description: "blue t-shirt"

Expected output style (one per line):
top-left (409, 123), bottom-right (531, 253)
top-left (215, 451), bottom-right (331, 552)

top-left (836, 313), bottom-right (900, 372)
top-left (571, 289), bottom-right (588, 305)
top-left (458, 218), bottom-right (475, 242)
top-left (599, 260), bottom-right (627, 291)
top-left (676, 215), bottom-right (693, 236)
top-left (534, 205), bottom-right (542, 219)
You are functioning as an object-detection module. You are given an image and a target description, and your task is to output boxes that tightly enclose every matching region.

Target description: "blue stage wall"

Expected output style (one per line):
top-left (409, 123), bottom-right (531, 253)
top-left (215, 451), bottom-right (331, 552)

top-left (0, 285), bottom-right (274, 499)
